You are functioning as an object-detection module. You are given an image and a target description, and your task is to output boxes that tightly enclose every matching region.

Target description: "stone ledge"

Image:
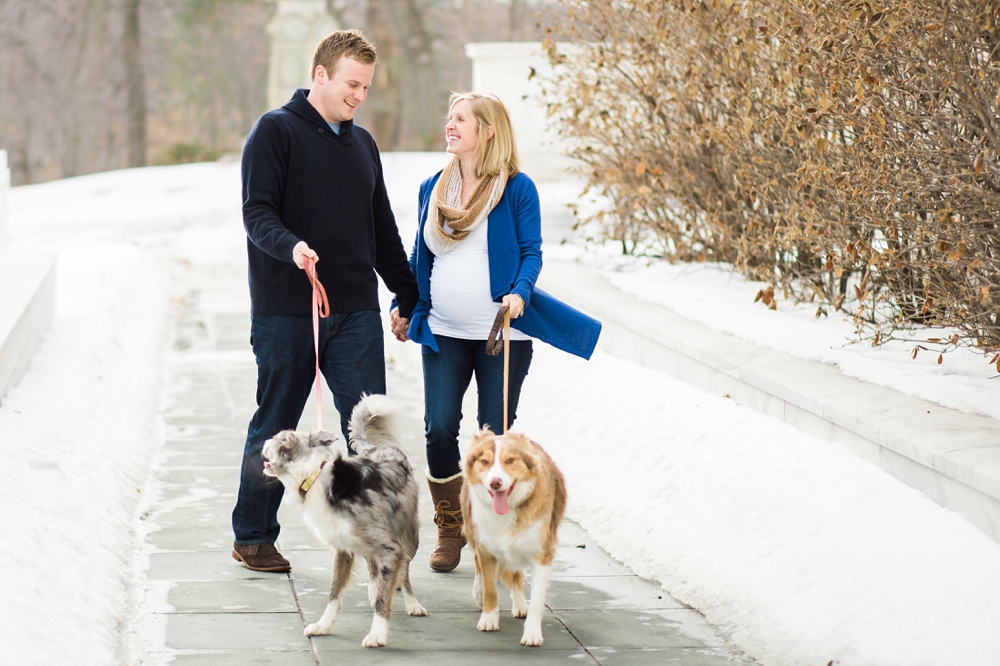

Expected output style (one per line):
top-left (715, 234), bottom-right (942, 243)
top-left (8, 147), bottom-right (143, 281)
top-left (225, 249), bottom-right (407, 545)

top-left (539, 259), bottom-right (1000, 544)
top-left (0, 250), bottom-right (58, 404)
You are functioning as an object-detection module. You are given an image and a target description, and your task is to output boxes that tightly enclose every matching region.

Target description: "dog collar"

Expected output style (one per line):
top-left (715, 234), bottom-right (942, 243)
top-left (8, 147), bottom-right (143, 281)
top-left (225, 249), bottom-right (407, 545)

top-left (299, 459), bottom-right (327, 498)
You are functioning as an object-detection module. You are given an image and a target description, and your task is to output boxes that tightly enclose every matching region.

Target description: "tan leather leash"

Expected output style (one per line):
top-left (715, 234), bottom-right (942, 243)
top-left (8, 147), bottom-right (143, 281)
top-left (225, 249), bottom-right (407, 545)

top-left (302, 256), bottom-right (330, 431)
top-left (486, 304), bottom-right (512, 434)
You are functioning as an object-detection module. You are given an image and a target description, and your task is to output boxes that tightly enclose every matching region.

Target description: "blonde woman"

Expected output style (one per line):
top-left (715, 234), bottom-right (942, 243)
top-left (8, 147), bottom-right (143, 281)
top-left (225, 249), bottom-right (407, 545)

top-left (390, 92), bottom-right (601, 572)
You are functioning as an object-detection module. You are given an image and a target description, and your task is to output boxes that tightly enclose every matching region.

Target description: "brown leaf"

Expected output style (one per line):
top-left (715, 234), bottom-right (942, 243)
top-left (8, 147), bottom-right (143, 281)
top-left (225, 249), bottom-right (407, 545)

top-left (912, 346), bottom-right (919, 359)
top-left (635, 162), bottom-right (647, 177)
top-left (924, 22), bottom-right (941, 31)
top-left (974, 152), bottom-right (984, 176)
top-left (938, 354), bottom-right (943, 365)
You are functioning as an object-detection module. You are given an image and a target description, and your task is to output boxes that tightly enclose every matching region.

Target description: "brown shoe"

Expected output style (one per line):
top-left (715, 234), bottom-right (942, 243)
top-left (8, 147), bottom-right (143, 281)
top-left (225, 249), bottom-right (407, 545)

top-left (427, 474), bottom-right (465, 572)
top-left (232, 542), bottom-right (291, 573)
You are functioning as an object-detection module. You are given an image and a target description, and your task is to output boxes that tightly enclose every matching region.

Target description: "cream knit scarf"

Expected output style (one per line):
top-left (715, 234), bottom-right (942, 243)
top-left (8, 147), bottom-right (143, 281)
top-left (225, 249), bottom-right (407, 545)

top-left (426, 157), bottom-right (507, 255)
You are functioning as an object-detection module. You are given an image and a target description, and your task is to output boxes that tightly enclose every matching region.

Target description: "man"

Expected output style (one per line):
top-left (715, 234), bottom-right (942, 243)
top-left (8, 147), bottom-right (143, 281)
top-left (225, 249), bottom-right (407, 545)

top-left (232, 30), bottom-right (419, 572)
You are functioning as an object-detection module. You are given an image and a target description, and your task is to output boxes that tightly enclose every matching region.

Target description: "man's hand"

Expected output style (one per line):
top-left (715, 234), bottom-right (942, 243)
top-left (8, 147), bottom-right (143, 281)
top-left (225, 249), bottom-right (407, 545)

top-left (502, 293), bottom-right (525, 319)
top-left (389, 308), bottom-right (409, 342)
top-left (293, 241), bottom-right (319, 269)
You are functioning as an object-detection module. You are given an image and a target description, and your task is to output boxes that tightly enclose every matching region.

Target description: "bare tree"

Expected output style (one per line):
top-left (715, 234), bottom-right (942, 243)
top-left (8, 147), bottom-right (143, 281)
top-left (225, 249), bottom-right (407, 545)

top-left (0, 0), bottom-right (556, 182)
top-left (123, 0), bottom-right (147, 167)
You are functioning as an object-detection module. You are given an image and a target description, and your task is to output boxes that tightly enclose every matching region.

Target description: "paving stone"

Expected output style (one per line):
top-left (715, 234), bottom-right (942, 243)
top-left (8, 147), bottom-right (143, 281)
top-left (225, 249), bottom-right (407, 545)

top-left (315, 648), bottom-right (593, 665)
top-left (166, 579), bottom-right (298, 613)
top-left (148, 550), bottom-right (285, 581)
top-left (589, 647), bottom-right (755, 665)
top-left (554, 609), bottom-right (712, 650)
top-left (309, 609), bottom-right (577, 652)
top-left (146, 525), bottom-right (233, 552)
top-left (163, 612), bottom-right (309, 651)
top-left (158, 653), bottom-right (316, 666)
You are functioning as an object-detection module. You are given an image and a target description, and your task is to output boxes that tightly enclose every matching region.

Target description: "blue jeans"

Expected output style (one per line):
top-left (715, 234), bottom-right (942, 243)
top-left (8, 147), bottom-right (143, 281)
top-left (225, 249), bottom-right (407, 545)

top-left (232, 310), bottom-right (386, 545)
top-left (422, 335), bottom-right (533, 479)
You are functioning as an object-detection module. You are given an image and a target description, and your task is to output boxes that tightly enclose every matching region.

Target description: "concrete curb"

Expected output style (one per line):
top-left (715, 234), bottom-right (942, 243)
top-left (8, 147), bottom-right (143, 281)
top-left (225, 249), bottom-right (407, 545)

top-left (0, 250), bottom-right (57, 405)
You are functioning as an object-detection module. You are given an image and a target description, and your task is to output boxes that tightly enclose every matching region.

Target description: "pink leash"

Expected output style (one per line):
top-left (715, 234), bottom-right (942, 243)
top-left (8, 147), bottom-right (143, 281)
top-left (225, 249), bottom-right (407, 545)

top-left (302, 256), bottom-right (330, 431)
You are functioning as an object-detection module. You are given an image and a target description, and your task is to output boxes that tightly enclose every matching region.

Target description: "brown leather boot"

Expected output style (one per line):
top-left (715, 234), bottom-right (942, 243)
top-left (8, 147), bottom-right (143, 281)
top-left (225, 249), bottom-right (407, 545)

top-left (427, 473), bottom-right (465, 572)
top-left (231, 542), bottom-right (291, 573)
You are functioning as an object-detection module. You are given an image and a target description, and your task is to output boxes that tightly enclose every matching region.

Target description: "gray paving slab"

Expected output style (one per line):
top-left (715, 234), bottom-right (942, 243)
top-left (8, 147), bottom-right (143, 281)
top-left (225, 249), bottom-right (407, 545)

top-left (161, 654), bottom-right (317, 666)
top-left (165, 579), bottom-right (298, 613)
top-left (124, 278), bottom-right (755, 665)
top-left (162, 612), bottom-right (310, 651)
top-left (309, 609), bottom-right (578, 651)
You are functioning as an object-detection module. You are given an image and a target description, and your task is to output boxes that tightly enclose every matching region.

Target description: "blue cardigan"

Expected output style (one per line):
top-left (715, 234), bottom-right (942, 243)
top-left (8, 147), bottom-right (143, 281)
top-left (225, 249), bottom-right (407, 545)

top-left (406, 171), bottom-right (602, 359)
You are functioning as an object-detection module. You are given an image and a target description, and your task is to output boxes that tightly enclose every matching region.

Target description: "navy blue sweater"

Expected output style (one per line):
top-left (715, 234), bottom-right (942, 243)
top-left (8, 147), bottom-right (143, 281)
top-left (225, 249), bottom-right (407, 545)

top-left (241, 89), bottom-right (418, 318)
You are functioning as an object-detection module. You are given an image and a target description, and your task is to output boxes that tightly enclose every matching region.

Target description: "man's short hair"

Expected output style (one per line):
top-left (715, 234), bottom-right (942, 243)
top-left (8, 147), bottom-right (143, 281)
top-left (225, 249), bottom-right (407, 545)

top-left (311, 29), bottom-right (377, 80)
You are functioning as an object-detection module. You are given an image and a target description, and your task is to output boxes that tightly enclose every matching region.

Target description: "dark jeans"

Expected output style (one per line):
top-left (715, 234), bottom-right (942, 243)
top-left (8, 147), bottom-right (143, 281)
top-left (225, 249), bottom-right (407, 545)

top-left (422, 335), bottom-right (532, 479)
top-left (232, 310), bottom-right (386, 545)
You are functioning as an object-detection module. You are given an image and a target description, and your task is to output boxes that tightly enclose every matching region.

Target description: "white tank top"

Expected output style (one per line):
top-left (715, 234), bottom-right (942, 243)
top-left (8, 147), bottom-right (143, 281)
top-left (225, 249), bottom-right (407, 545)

top-left (425, 218), bottom-right (529, 341)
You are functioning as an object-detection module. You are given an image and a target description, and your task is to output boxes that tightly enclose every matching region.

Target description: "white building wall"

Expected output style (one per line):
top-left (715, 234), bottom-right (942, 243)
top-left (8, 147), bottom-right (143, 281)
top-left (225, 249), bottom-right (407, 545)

top-left (464, 42), bottom-right (575, 182)
top-left (266, 1), bottom-right (338, 110)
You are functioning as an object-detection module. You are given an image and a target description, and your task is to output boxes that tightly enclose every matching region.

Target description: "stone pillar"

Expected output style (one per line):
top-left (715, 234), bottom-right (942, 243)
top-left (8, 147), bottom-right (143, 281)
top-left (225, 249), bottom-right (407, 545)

top-left (266, 1), bottom-right (338, 111)
top-left (0, 150), bottom-right (9, 247)
top-left (464, 42), bottom-right (575, 181)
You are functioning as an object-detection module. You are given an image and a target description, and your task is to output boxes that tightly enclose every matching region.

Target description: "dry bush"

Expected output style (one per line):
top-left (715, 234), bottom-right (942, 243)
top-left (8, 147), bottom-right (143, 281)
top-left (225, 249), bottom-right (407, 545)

top-left (544, 0), bottom-right (1000, 360)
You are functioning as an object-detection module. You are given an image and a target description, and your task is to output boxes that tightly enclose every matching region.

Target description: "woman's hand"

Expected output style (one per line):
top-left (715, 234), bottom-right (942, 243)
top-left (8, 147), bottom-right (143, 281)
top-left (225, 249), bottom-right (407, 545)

top-left (389, 308), bottom-right (409, 342)
top-left (502, 293), bottom-right (525, 319)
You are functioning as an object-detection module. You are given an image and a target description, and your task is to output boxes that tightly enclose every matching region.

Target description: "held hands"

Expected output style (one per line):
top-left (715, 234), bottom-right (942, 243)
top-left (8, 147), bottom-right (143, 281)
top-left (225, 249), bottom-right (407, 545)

top-left (502, 293), bottom-right (525, 319)
top-left (389, 308), bottom-right (409, 342)
top-left (293, 241), bottom-right (319, 269)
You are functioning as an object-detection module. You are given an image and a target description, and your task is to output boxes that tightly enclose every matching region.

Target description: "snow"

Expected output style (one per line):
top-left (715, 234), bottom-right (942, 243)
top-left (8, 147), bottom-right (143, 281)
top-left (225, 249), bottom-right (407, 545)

top-left (2, 154), bottom-right (1000, 666)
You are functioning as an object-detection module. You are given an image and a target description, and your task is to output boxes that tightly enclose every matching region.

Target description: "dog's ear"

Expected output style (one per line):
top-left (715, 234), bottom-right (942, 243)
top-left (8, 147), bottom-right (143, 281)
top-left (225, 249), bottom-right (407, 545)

top-left (308, 430), bottom-right (341, 448)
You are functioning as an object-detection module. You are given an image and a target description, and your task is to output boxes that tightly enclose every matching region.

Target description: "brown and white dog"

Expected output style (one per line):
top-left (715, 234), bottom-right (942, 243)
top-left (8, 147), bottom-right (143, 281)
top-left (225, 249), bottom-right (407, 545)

top-left (460, 428), bottom-right (566, 646)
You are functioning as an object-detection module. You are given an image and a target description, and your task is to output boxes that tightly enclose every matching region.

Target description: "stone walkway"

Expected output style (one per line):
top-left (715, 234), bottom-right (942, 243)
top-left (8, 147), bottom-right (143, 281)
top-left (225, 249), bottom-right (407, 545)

top-left (123, 274), bottom-right (755, 665)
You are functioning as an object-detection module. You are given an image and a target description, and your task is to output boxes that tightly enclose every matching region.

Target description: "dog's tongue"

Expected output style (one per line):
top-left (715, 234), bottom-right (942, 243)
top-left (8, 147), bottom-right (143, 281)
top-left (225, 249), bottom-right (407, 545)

top-left (492, 489), bottom-right (510, 515)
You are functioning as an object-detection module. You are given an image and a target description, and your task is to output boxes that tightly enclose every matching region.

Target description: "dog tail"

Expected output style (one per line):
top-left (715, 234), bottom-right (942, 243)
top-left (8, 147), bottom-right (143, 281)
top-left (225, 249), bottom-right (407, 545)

top-left (347, 393), bottom-right (401, 457)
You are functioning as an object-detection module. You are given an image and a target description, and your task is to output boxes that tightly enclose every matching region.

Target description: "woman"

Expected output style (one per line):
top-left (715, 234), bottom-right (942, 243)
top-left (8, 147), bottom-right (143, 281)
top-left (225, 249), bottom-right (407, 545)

top-left (390, 92), bottom-right (601, 572)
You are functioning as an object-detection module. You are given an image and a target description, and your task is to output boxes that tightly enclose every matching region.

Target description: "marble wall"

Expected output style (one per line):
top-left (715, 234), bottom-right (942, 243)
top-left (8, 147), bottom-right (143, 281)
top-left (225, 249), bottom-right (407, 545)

top-left (465, 42), bottom-right (576, 182)
top-left (266, 1), bottom-right (338, 110)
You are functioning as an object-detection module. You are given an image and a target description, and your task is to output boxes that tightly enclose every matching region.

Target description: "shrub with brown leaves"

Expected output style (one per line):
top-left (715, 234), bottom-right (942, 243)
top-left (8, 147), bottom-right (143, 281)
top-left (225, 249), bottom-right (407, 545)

top-left (544, 0), bottom-right (1000, 362)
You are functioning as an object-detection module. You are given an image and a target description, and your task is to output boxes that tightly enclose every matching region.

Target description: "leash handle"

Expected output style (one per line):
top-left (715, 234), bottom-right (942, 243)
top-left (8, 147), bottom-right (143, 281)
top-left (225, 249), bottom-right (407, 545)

top-left (303, 256), bottom-right (329, 430)
top-left (502, 308), bottom-right (510, 434)
top-left (486, 304), bottom-right (512, 433)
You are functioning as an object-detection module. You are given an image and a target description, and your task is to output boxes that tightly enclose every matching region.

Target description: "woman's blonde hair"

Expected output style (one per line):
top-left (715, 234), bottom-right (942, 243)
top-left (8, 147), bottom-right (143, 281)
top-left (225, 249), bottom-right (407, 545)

top-left (449, 92), bottom-right (521, 178)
